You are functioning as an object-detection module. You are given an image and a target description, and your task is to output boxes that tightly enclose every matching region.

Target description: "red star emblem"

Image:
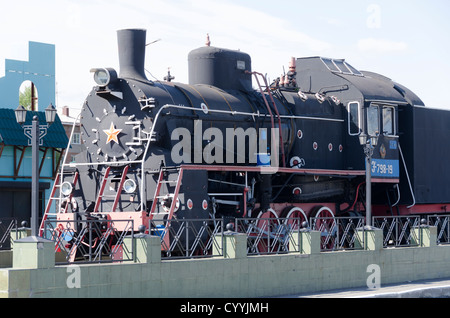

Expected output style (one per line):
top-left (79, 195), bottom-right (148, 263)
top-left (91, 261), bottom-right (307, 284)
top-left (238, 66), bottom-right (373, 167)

top-left (103, 122), bottom-right (122, 144)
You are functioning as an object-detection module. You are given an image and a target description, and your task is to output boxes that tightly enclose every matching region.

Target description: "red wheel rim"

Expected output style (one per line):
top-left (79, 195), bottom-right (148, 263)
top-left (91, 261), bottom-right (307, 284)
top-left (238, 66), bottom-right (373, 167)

top-left (253, 209), bottom-right (280, 253)
top-left (283, 207), bottom-right (307, 230)
top-left (312, 206), bottom-right (336, 250)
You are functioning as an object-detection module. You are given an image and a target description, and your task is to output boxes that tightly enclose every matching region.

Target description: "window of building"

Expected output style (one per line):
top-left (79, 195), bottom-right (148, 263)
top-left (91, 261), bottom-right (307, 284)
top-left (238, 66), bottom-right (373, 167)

top-left (72, 132), bottom-right (81, 145)
top-left (19, 80), bottom-right (38, 111)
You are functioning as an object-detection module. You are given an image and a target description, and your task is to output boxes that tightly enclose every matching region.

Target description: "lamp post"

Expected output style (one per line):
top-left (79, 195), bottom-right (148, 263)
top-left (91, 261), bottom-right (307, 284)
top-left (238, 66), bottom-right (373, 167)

top-left (359, 133), bottom-right (379, 229)
top-left (15, 104), bottom-right (56, 237)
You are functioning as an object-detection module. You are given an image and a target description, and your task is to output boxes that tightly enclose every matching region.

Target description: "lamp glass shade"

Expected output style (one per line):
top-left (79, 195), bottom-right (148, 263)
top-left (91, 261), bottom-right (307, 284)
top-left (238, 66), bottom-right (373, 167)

top-left (358, 133), bottom-right (367, 146)
top-left (15, 105), bottom-right (27, 125)
top-left (45, 103), bottom-right (57, 125)
top-left (370, 135), bottom-right (378, 147)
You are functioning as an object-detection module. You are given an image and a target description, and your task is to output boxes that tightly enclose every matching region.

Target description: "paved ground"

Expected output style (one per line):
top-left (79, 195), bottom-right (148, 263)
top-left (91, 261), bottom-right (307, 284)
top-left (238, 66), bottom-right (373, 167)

top-left (279, 278), bottom-right (450, 298)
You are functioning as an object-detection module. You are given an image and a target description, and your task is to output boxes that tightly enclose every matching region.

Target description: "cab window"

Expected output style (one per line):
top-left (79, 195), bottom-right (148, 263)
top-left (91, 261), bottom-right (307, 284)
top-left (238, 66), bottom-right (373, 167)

top-left (382, 106), bottom-right (395, 135)
top-left (348, 102), bottom-right (361, 135)
top-left (367, 105), bottom-right (379, 136)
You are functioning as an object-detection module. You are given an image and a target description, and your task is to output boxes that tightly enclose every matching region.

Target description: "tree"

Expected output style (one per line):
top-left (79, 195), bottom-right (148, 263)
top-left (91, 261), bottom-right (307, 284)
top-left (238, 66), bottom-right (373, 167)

top-left (19, 82), bottom-right (38, 111)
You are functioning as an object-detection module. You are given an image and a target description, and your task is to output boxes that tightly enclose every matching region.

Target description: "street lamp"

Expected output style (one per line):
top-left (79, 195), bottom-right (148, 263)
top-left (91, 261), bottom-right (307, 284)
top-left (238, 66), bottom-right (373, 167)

top-left (359, 132), bottom-right (379, 228)
top-left (45, 103), bottom-right (57, 125)
top-left (15, 104), bottom-right (56, 237)
top-left (14, 105), bottom-right (27, 125)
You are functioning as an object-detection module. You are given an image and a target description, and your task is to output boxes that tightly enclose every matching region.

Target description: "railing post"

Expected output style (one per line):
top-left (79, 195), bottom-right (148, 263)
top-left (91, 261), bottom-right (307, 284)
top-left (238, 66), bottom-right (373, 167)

top-left (289, 231), bottom-right (300, 253)
top-left (13, 236), bottom-right (55, 269)
top-left (10, 224), bottom-right (30, 250)
top-left (88, 221), bottom-right (92, 262)
top-left (413, 222), bottom-right (437, 247)
top-left (215, 229), bottom-right (247, 259)
top-left (123, 230), bottom-right (161, 264)
top-left (356, 227), bottom-right (383, 251)
top-left (185, 219), bottom-right (189, 258)
top-left (299, 229), bottom-right (321, 255)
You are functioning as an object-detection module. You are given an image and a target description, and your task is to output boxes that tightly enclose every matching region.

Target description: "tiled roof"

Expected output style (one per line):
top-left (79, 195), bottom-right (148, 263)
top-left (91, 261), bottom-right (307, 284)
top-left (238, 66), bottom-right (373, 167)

top-left (0, 108), bottom-right (69, 148)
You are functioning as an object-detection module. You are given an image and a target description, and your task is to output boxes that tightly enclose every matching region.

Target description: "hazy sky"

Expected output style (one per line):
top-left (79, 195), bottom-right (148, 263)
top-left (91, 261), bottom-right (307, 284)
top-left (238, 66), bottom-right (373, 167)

top-left (1, 0), bottom-right (449, 111)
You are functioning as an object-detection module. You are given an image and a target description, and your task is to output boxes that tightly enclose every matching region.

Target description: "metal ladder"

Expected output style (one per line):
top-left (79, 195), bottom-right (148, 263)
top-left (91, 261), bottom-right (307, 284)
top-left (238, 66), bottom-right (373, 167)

top-left (149, 167), bottom-right (184, 222)
top-left (93, 165), bottom-right (130, 213)
top-left (39, 171), bottom-right (79, 237)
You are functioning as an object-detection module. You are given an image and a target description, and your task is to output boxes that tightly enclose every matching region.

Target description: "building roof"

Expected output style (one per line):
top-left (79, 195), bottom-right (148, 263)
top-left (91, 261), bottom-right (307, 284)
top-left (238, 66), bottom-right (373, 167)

top-left (0, 108), bottom-right (69, 148)
top-left (57, 107), bottom-right (81, 126)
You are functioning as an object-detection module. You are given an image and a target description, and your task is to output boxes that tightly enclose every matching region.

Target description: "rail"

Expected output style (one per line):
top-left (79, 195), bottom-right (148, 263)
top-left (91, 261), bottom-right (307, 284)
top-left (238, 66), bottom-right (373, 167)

top-left (0, 218), bottom-right (17, 250)
top-left (310, 216), bottom-right (365, 252)
top-left (428, 215), bottom-right (450, 245)
top-left (35, 214), bottom-right (446, 263)
top-left (373, 215), bottom-right (421, 248)
top-left (43, 219), bottom-right (134, 264)
top-left (154, 218), bottom-right (225, 259)
top-left (235, 217), bottom-right (301, 255)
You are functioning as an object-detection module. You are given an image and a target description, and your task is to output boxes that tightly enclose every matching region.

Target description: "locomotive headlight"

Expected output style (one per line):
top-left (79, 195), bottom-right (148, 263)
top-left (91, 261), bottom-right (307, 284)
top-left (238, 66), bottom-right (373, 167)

top-left (90, 68), bottom-right (118, 87)
top-left (61, 182), bottom-right (74, 196)
top-left (123, 179), bottom-right (137, 194)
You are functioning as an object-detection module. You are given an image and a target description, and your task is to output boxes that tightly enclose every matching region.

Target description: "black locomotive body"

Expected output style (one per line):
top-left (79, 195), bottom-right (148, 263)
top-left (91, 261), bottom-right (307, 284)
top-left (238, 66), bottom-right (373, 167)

top-left (43, 29), bottom-right (450, 252)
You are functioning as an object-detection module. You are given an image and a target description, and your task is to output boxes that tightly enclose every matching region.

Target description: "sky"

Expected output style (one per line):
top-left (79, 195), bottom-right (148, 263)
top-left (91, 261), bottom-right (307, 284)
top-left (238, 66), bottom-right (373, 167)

top-left (1, 0), bottom-right (450, 113)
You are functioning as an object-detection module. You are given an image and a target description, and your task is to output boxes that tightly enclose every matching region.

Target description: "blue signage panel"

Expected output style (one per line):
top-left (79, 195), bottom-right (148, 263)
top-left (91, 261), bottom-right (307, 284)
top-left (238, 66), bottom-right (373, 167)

top-left (389, 140), bottom-right (398, 150)
top-left (368, 159), bottom-right (400, 178)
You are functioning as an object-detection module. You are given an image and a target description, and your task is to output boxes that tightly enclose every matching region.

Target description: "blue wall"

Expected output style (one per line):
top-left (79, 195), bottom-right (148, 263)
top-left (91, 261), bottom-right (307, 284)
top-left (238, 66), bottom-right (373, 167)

top-left (0, 41), bottom-right (55, 111)
top-left (0, 145), bottom-right (54, 219)
top-left (0, 41), bottom-right (61, 224)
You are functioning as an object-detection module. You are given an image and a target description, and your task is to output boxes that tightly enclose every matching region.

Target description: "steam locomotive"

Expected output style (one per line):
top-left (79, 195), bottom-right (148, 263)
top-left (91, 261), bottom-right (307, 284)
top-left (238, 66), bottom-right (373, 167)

top-left (41, 28), bottom-right (450, 253)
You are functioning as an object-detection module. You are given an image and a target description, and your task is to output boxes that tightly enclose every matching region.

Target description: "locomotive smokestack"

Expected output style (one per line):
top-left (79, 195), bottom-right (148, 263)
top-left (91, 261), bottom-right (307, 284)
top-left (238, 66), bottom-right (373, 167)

top-left (117, 29), bottom-right (148, 81)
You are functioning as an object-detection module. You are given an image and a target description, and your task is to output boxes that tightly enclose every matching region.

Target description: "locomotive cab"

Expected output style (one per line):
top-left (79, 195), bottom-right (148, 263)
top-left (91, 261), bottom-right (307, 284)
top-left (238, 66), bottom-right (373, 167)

top-left (360, 101), bottom-right (400, 183)
top-left (294, 57), bottom-right (412, 184)
top-left (348, 100), bottom-right (401, 181)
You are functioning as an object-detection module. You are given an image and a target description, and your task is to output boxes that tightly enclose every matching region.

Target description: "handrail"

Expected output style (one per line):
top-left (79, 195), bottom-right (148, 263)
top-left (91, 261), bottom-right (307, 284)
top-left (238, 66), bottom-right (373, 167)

top-left (398, 143), bottom-right (416, 209)
top-left (246, 71), bottom-right (286, 167)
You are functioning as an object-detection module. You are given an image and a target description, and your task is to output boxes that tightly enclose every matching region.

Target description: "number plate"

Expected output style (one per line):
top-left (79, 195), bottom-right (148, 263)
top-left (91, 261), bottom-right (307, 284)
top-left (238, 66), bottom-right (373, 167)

top-left (368, 159), bottom-right (400, 178)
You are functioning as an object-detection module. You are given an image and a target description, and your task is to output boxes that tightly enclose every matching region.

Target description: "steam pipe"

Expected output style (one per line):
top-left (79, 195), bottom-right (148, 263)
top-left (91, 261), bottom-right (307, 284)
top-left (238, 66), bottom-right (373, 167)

top-left (117, 29), bottom-right (148, 81)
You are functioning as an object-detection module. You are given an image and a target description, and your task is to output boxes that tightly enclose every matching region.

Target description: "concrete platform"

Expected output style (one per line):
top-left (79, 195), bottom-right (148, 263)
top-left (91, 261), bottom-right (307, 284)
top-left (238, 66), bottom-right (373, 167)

top-left (281, 278), bottom-right (450, 298)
